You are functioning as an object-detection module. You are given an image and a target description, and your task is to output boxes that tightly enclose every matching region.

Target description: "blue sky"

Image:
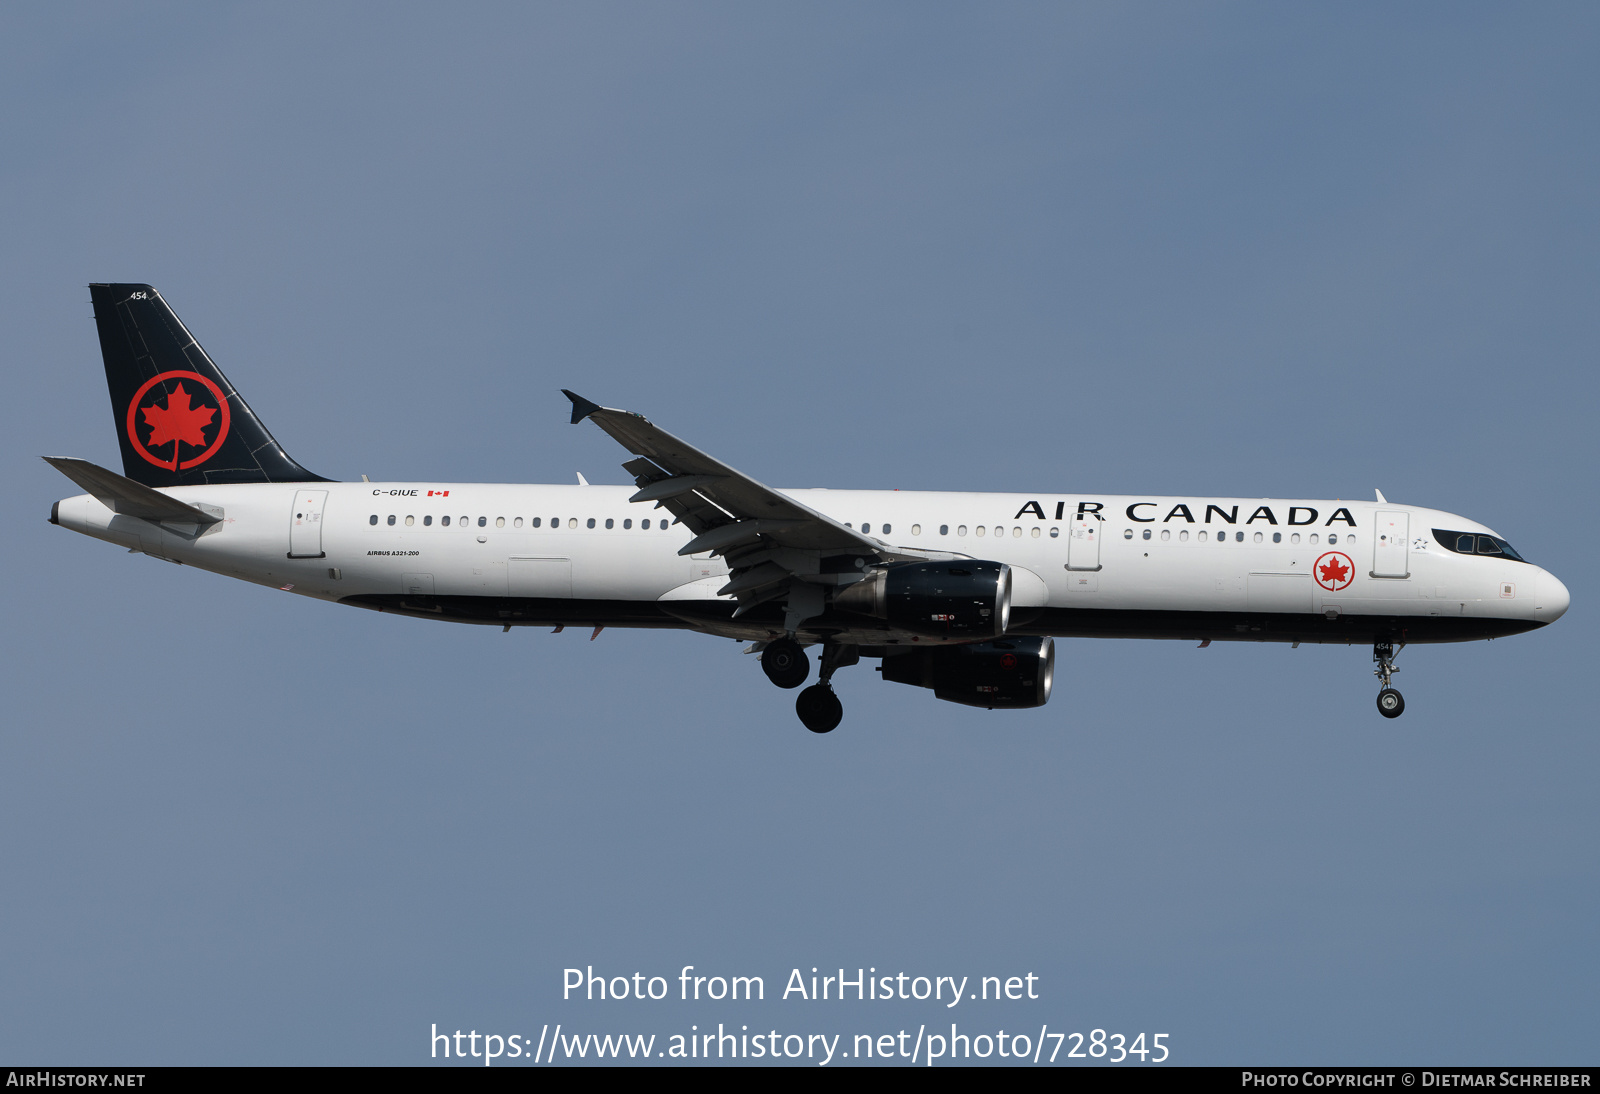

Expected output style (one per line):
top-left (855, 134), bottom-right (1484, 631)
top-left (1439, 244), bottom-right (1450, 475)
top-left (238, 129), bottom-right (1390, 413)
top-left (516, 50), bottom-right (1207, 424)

top-left (4, 2), bottom-right (1596, 1065)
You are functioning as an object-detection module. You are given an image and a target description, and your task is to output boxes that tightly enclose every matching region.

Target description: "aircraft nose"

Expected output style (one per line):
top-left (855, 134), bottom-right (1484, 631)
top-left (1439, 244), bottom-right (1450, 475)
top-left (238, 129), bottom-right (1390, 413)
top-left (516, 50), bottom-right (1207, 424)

top-left (1535, 569), bottom-right (1570, 623)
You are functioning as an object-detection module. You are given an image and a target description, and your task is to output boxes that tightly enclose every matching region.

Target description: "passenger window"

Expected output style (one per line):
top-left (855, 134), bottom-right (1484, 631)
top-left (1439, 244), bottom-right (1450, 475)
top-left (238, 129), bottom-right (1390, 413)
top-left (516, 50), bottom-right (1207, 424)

top-left (460, 516), bottom-right (468, 527)
top-left (957, 525), bottom-right (968, 536)
top-left (1310, 533), bottom-right (1319, 544)
top-left (994, 527), bottom-right (1004, 537)
top-left (569, 518), bottom-right (578, 529)
top-left (912, 524), bottom-right (921, 536)
top-left (1198, 530), bottom-right (1207, 542)
top-left (883, 524), bottom-right (891, 535)
top-left (531, 517), bottom-right (540, 528)
top-left (1123, 529), bottom-right (1133, 540)
top-left (1011, 527), bottom-right (1020, 538)
top-left (975, 526), bottom-right (986, 537)
top-left (387, 515), bottom-right (396, 526)
top-left (496, 517), bottom-right (505, 528)
top-left (661, 520), bottom-right (670, 530)
top-left (1160, 529), bottom-right (1170, 541)
top-left (514, 517), bottom-right (523, 528)
top-left (587, 518), bottom-right (596, 529)
top-left (1179, 530), bottom-right (1189, 542)
top-left (1272, 532), bottom-right (1281, 543)
top-left (1290, 532), bottom-right (1299, 543)
top-left (624, 519), bottom-right (632, 529)
top-left (940, 525), bottom-right (949, 535)
top-left (478, 516), bottom-right (487, 528)
top-left (424, 515), bottom-right (433, 526)
top-left (605, 518), bottom-right (614, 529)
top-left (1142, 529), bottom-right (1152, 540)
top-left (1218, 534), bottom-right (1227, 546)
top-left (1031, 527), bottom-right (1041, 538)
top-left (369, 514), bottom-right (377, 525)
top-left (1327, 534), bottom-right (1338, 545)
top-left (1253, 532), bottom-right (1262, 543)
top-left (1235, 531), bottom-right (1244, 542)
top-left (1049, 527), bottom-right (1059, 538)
top-left (642, 519), bottom-right (650, 530)
top-left (442, 515), bottom-right (451, 527)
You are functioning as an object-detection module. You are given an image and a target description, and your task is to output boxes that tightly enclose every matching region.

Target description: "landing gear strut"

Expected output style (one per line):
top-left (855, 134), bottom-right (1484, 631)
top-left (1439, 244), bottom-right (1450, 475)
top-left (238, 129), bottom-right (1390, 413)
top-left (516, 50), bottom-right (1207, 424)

top-left (795, 643), bottom-right (857, 734)
top-left (1374, 641), bottom-right (1405, 719)
top-left (761, 638), bottom-right (810, 689)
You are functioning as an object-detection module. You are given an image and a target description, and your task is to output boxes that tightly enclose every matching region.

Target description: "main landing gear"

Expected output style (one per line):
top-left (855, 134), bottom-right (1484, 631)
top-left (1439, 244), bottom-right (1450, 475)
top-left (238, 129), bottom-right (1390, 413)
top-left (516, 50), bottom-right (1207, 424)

top-left (796, 684), bottom-right (843, 734)
top-left (1374, 641), bottom-right (1405, 719)
top-left (760, 638), bottom-right (810, 689)
top-left (760, 639), bottom-right (857, 733)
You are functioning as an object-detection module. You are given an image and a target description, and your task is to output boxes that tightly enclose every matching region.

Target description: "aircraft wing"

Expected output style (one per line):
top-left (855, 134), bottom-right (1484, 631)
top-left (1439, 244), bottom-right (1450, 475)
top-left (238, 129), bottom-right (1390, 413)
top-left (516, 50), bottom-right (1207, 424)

top-left (563, 390), bottom-right (909, 622)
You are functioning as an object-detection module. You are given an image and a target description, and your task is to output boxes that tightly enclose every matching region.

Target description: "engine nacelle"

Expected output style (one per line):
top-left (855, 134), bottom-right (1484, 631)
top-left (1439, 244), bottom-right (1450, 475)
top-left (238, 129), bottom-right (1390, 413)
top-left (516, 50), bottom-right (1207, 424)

top-left (834, 561), bottom-right (1011, 639)
top-left (879, 636), bottom-right (1055, 709)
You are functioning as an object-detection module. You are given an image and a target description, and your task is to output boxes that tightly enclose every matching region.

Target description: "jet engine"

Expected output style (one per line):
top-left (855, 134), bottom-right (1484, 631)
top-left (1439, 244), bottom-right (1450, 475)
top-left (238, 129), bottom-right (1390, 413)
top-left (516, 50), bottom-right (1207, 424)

top-left (833, 561), bottom-right (1011, 639)
top-left (879, 636), bottom-right (1055, 709)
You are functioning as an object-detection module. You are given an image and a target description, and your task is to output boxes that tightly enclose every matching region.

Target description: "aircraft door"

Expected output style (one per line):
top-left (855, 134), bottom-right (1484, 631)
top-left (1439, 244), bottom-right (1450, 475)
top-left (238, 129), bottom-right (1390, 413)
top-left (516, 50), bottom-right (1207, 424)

top-left (289, 489), bottom-right (328, 558)
top-left (1373, 511), bottom-right (1410, 578)
top-left (1066, 517), bottom-right (1101, 571)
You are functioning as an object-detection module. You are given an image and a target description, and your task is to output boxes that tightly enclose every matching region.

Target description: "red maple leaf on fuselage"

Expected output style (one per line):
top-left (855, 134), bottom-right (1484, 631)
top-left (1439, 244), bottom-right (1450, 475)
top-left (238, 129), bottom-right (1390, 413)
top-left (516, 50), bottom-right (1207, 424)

top-left (1318, 555), bottom-right (1351, 586)
top-left (141, 382), bottom-right (216, 453)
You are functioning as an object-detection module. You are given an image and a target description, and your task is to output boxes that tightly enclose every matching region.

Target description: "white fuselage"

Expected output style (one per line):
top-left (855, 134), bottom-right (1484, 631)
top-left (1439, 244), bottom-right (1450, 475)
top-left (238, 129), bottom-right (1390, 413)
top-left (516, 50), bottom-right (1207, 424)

top-left (51, 481), bottom-right (1570, 645)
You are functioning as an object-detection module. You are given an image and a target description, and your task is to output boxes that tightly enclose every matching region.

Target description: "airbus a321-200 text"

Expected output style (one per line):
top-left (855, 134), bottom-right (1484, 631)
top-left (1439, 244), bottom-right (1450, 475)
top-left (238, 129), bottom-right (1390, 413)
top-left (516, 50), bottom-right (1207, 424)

top-left (47, 285), bottom-right (1570, 732)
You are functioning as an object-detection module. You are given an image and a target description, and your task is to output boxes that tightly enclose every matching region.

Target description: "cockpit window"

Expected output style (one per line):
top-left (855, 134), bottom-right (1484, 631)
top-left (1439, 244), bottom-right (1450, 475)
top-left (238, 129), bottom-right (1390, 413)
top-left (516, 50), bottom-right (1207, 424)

top-left (1433, 529), bottom-right (1527, 563)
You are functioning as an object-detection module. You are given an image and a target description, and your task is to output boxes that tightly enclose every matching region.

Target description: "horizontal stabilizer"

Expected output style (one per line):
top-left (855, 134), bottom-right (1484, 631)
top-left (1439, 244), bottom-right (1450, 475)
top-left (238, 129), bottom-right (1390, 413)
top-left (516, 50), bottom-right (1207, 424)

top-left (43, 456), bottom-right (222, 524)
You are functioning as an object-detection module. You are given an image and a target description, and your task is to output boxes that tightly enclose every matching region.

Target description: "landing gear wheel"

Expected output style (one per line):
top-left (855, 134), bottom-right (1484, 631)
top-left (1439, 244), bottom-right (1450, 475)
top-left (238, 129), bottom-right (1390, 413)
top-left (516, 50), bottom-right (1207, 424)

top-left (1372, 641), bottom-right (1406, 719)
top-left (1377, 688), bottom-right (1405, 719)
top-left (761, 639), bottom-right (810, 689)
top-left (796, 685), bottom-right (843, 734)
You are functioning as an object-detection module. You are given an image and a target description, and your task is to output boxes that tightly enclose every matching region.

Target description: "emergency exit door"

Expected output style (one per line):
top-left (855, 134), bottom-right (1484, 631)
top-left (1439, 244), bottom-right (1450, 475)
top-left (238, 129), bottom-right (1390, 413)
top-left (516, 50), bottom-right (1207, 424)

top-left (289, 489), bottom-right (328, 558)
top-left (1373, 510), bottom-right (1409, 578)
top-left (1066, 518), bottom-right (1101, 571)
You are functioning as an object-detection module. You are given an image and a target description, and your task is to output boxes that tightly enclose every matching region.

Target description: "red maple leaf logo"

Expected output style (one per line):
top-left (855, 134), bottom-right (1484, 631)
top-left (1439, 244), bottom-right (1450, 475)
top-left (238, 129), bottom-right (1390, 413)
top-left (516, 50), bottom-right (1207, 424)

top-left (125, 370), bottom-right (231, 471)
top-left (1316, 553), bottom-right (1352, 589)
top-left (141, 382), bottom-right (216, 451)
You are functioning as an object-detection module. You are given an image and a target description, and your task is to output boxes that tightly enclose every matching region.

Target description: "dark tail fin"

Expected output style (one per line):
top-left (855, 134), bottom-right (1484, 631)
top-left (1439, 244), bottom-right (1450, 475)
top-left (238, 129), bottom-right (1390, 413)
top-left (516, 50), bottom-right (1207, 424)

top-left (90, 283), bottom-right (329, 487)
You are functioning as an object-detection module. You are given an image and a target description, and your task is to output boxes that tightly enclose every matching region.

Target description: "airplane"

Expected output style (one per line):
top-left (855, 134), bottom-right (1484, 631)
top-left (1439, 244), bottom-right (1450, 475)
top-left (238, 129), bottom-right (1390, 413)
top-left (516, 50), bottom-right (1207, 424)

top-left (46, 284), bottom-right (1570, 733)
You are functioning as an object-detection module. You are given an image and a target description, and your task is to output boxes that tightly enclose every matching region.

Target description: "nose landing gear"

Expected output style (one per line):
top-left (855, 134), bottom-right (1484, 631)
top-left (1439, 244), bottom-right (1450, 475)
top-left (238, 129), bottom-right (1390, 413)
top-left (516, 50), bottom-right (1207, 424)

top-left (795, 643), bottom-right (858, 734)
top-left (1374, 641), bottom-right (1405, 719)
